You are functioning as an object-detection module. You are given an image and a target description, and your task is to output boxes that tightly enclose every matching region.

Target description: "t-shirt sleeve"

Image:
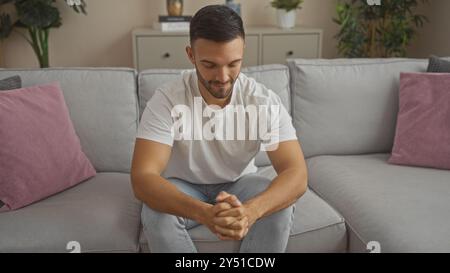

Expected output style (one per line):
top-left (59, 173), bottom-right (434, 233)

top-left (260, 90), bottom-right (298, 152)
top-left (136, 89), bottom-right (174, 147)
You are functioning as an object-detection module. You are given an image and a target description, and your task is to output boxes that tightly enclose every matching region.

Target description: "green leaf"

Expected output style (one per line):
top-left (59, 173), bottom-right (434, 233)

top-left (270, 0), bottom-right (304, 12)
top-left (334, 0), bottom-right (429, 58)
top-left (0, 0), bottom-right (16, 5)
top-left (0, 13), bottom-right (13, 40)
top-left (14, 20), bottom-right (27, 28)
top-left (16, 0), bottom-right (61, 28)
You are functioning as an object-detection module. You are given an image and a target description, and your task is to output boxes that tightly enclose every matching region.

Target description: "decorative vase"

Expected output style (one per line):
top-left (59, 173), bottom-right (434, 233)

top-left (276, 9), bottom-right (296, 29)
top-left (167, 0), bottom-right (183, 16)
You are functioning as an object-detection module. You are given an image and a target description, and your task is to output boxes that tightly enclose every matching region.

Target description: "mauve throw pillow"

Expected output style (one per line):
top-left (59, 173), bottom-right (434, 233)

top-left (0, 83), bottom-right (96, 211)
top-left (389, 73), bottom-right (450, 170)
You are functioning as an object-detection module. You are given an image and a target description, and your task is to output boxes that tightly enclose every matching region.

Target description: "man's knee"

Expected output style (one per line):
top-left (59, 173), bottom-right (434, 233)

top-left (141, 204), bottom-right (185, 232)
top-left (262, 205), bottom-right (295, 231)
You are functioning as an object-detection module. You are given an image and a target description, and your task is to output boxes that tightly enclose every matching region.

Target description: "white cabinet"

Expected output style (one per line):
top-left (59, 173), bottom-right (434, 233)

top-left (136, 35), bottom-right (191, 69)
top-left (133, 26), bottom-right (322, 71)
top-left (243, 34), bottom-right (259, 67)
top-left (262, 33), bottom-right (321, 64)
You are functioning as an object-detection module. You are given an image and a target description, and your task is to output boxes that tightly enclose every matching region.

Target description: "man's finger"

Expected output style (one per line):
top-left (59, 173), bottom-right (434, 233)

top-left (221, 195), bottom-right (242, 207)
top-left (243, 228), bottom-right (249, 237)
top-left (217, 207), bottom-right (245, 218)
top-left (229, 195), bottom-right (242, 207)
top-left (229, 216), bottom-right (248, 231)
top-left (213, 216), bottom-right (238, 227)
top-left (216, 192), bottom-right (242, 207)
top-left (215, 191), bottom-right (231, 202)
top-left (215, 225), bottom-right (238, 238)
top-left (213, 202), bottom-right (232, 214)
top-left (216, 233), bottom-right (235, 241)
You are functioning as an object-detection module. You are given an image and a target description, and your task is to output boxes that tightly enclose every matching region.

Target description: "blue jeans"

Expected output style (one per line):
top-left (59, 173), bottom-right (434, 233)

top-left (141, 174), bottom-right (295, 253)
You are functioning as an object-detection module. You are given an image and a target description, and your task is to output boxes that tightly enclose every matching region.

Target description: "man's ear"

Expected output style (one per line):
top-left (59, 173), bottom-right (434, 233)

top-left (186, 46), bottom-right (195, 65)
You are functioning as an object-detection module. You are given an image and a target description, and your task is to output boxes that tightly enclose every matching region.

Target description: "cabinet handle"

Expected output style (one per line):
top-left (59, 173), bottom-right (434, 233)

top-left (287, 51), bottom-right (294, 57)
top-left (163, 53), bottom-right (171, 58)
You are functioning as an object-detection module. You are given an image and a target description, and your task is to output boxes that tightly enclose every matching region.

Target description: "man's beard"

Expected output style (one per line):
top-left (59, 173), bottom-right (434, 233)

top-left (195, 65), bottom-right (238, 100)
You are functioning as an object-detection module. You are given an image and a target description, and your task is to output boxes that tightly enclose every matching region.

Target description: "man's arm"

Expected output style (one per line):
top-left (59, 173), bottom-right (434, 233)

top-left (131, 138), bottom-right (231, 233)
top-left (246, 140), bottom-right (308, 219)
top-left (216, 140), bottom-right (308, 235)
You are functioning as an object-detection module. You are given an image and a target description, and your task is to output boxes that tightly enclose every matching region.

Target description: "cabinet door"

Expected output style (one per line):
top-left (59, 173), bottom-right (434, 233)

top-left (243, 35), bottom-right (259, 67)
top-left (136, 36), bottom-right (192, 70)
top-left (262, 34), bottom-right (320, 65)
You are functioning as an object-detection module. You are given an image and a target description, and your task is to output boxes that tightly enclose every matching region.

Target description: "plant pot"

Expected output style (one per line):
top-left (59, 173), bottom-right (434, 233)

top-left (276, 9), bottom-right (296, 29)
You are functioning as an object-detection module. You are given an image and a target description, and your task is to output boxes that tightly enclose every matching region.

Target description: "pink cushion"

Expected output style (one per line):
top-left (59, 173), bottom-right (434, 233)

top-left (389, 72), bottom-right (450, 170)
top-left (0, 83), bottom-right (96, 211)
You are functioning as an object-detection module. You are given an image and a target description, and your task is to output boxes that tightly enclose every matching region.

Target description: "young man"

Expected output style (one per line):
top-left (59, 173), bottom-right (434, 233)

top-left (131, 5), bottom-right (308, 253)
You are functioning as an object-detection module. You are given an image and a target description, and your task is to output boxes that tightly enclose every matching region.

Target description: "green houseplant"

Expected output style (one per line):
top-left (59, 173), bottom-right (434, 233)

top-left (270, 0), bottom-right (304, 29)
top-left (333, 0), bottom-right (428, 58)
top-left (270, 0), bottom-right (304, 12)
top-left (0, 0), bottom-right (87, 68)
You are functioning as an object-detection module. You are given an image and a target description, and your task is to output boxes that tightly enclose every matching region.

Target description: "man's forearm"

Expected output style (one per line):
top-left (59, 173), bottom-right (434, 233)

top-left (244, 168), bottom-right (307, 220)
top-left (132, 173), bottom-right (211, 223)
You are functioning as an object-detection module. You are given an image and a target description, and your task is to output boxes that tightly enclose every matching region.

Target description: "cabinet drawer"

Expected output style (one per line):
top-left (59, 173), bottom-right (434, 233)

top-left (262, 34), bottom-right (320, 65)
top-left (136, 36), bottom-right (192, 70)
top-left (243, 35), bottom-right (259, 67)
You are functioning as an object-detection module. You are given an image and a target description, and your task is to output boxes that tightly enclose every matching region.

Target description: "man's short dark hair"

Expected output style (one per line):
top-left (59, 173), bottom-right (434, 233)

top-left (190, 5), bottom-right (245, 44)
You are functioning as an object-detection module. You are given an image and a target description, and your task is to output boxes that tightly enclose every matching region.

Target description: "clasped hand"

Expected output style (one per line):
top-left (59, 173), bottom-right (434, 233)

top-left (205, 191), bottom-right (258, 241)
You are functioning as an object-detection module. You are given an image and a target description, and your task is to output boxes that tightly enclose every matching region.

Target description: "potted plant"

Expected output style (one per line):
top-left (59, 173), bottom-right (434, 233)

top-left (333, 0), bottom-right (429, 58)
top-left (0, 0), bottom-right (87, 68)
top-left (271, 0), bottom-right (304, 29)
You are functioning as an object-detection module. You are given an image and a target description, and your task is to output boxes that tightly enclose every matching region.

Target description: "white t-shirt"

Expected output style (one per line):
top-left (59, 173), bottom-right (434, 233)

top-left (136, 70), bottom-right (297, 184)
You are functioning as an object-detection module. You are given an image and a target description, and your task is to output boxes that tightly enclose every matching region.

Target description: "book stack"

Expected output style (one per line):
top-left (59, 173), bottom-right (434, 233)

top-left (153, 15), bottom-right (192, 32)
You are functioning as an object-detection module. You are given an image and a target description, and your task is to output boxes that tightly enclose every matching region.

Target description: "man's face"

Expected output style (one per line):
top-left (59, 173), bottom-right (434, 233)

top-left (186, 37), bottom-right (244, 100)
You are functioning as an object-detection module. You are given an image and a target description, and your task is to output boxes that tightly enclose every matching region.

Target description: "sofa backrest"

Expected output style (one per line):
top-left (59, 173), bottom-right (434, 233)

top-left (0, 68), bottom-right (139, 173)
top-left (138, 64), bottom-right (292, 167)
top-left (288, 58), bottom-right (428, 158)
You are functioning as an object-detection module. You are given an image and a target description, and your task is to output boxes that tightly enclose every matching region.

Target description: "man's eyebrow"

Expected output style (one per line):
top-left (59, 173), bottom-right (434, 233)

top-left (200, 59), bottom-right (243, 65)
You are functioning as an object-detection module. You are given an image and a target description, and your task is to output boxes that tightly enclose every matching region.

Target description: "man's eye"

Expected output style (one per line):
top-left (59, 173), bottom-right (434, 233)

top-left (229, 62), bottom-right (240, 68)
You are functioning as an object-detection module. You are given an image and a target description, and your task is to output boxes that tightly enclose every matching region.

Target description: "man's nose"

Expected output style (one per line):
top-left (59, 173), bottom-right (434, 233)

top-left (215, 66), bottom-right (229, 83)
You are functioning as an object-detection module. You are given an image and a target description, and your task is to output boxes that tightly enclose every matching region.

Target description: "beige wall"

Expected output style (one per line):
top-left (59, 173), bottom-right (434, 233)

top-left (2, 0), bottom-right (447, 68)
top-left (408, 0), bottom-right (450, 58)
top-left (0, 0), bottom-right (339, 68)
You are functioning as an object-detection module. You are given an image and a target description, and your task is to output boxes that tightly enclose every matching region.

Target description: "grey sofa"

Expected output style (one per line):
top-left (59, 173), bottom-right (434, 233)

top-left (0, 58), bottom-right (448, 253)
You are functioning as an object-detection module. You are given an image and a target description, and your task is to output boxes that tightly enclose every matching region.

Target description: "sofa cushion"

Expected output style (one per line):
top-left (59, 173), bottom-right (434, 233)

top-left (0, 173), bottom-right (142, 253)
top-left (0, 75), bottom-right (21, 90)
top-left (139, 165), bottom-right (347, 253)
top-left (389, 73), bottom-right (450, 170)
top-left (242, 65), bottom-right (292, 167)
top-left (0, 83), bottom-right (96, 211)
top-left (307, 153), bottom-right (450, 252)
top-left (138, 64), bottom-right (293, 167)
top-left (138, 65), bottom-right (291, 117)
top-left (427, 56), bottom-right (450, 72)
top-left (138, 69), bottom-right (183, 118)
top-left (0, 68), bottom-right (138, 173)
top-left (288, 58), bottom-right (428, 158)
